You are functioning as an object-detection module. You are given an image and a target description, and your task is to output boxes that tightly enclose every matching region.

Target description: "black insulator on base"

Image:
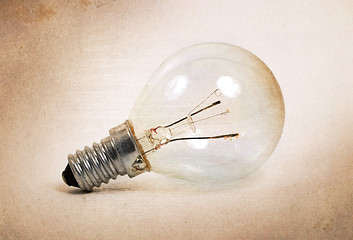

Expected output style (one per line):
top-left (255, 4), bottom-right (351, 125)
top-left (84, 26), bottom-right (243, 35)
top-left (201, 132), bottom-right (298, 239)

top-left (62, 164), bottom-right (79, 188)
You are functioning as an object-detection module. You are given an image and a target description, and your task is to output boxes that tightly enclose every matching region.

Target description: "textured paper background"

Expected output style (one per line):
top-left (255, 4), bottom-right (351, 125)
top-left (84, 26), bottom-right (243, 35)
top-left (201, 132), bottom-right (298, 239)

top-left (0, 1), bottom-right (352, 239)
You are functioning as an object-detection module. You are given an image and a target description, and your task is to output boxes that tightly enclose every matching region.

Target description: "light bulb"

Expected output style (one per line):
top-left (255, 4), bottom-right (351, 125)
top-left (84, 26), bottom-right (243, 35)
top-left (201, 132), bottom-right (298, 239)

top-left (62, 43), bottom-right (285, 191)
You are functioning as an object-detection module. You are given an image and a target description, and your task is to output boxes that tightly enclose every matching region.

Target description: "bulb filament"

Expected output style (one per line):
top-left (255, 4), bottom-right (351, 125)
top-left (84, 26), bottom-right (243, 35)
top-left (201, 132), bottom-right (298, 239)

top-left (140, 89), bottom-right (239, 155)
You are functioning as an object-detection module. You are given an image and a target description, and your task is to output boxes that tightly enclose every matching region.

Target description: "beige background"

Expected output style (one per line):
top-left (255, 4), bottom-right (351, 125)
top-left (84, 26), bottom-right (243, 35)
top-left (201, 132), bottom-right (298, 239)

top-left (1, 0), bottom-right (352, 239)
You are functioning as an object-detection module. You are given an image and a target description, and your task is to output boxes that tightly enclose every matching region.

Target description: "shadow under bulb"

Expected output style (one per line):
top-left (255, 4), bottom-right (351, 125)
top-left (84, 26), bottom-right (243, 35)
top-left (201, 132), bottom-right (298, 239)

top-left (62, 42), bottom-right (285, 191)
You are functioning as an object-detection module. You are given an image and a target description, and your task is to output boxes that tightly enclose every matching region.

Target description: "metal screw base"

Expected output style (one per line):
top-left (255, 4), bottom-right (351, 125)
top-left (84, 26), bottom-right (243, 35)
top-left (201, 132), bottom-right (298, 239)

top-left (65, 121), bottom-right (148, 191)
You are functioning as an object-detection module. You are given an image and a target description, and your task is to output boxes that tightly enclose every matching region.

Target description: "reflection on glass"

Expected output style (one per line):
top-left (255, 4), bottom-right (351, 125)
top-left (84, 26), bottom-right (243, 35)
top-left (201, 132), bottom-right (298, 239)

top-left (164, 75), bottom-right (189, 101)
top-left (217, 76), bottom-right (241, 98)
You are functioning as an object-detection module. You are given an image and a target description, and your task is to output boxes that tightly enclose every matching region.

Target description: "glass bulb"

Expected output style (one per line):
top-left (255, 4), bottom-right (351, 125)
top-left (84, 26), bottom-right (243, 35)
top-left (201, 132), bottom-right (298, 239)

top-left (130, 42), bottom-right (285, 184)
top-left (62, 42), bottom-right (284, 191)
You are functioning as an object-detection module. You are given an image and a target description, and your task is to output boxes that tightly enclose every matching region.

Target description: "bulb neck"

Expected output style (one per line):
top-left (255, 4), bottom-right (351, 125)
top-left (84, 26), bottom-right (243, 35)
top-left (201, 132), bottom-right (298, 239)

top-left (63, 120), bottom-right (149, 191)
